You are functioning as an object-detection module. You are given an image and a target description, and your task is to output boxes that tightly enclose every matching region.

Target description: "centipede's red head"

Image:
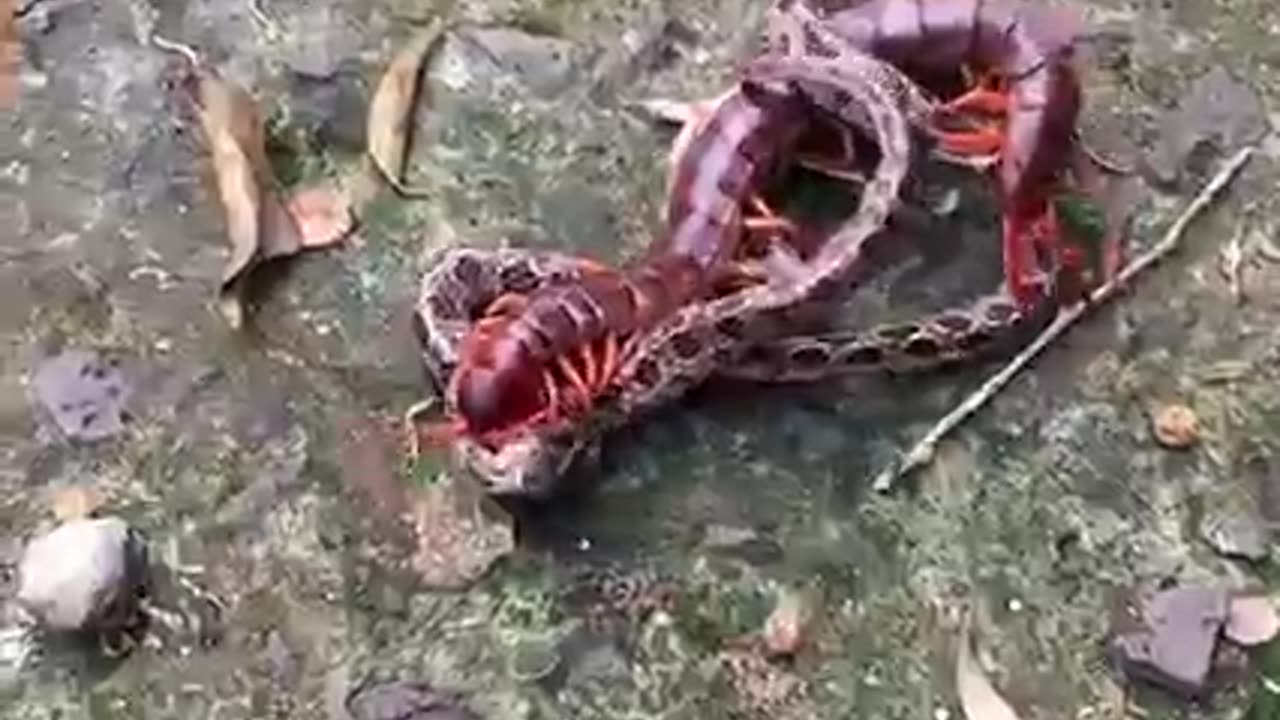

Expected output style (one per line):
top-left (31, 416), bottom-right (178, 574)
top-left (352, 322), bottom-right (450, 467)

top-left (433, 332), bottom-right (548, 446)
top-left (453, 365), bottom-right (545, 438)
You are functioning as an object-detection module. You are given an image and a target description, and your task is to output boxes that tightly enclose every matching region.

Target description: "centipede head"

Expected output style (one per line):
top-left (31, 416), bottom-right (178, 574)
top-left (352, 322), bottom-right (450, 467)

top-left (452, 361), bottom-right (549, 442)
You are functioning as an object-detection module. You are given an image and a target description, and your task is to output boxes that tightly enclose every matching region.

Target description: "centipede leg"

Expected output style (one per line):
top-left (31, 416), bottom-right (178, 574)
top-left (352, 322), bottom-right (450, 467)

top-left (577, 344), bottom-right (600, 391)
top-left (597, 334), bottom-right (620, 390)
top-left (940, 70), bottom-right (1008, 116)
top-left (556, 355), bottom-right (593, 410)
top-left (1001, 213), bottom-right (1050, 309)
top-left (933, 124), bottom-right (1005, 157)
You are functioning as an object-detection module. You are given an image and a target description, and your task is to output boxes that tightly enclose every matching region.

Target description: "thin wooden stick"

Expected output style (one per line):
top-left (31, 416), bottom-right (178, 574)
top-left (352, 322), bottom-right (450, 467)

top-left (871, 145), bottom-right (1256, 493)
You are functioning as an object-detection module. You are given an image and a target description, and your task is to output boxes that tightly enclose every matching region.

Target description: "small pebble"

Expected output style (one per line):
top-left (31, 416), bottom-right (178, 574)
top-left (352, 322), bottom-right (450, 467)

top-left (763, 589), bottom-right (816, 657)
top-left (1152, 403), bottom-right (1200, 449)
top-left (16, 517), bottom-right (147, 633)
top-left (1224, 595), bottom-right (1280, 646)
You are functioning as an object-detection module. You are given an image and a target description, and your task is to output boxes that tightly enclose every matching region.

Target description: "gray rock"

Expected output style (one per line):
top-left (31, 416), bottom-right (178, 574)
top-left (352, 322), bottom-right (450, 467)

top-left (16, 517), bottom-right (147, 633)
top-left (1107, 585), bottom-right (1230, 698)
top-left (345, 679), bottom-right (481, 720)
top-left (29, 350), bottom-right (132, 442)
top-left (1200, 511), bottom-right (1269, 561)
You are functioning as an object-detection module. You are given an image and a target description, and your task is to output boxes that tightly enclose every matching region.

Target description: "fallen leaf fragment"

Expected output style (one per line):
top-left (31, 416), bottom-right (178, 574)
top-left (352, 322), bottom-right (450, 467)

top-left (366, 19), bottom-right (447, 197)
top-left (287, 185), bottom-right (354, 248)
top-left (956, 616), bottom-right (1022, 720)
top-left (0, 0), bottom-right (17, 109)
top-left (1225, 595), bottom-right (1280, 646)
top-left (193, 66), bottom-right (276, 286)
top-left (49, 485), bottom-right (107, 522)
top-left (1152, 403), bottom-right (1200, 449)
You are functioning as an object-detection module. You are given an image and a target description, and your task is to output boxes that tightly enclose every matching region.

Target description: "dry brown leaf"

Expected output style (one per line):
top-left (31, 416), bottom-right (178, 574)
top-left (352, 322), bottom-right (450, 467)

top-left (49, 485), bottom-right (107, 521)
top-left (956, 616), bottom-right (1023, 720)
top-left (0, 0), bottom-right (17, 110)
top-left (160, 41), bottom-right (359, 327)
top-left (1224, 595), bottom-right (1280, 646)
top-left (366, 19), bottom-right (447, 196)
top-left (191, 65), bottom-right (306, 327)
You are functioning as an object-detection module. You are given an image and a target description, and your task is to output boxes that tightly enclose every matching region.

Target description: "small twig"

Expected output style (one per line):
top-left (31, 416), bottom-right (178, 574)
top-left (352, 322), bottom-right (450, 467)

top-left (150, 33), bottom-right (200, 66)
top-left (1219, 226), bottom-right (1245, 304)
top-left (871, 145), bottom-right (1256, 493)
top-left (248, 0), bottom-right (282, 42)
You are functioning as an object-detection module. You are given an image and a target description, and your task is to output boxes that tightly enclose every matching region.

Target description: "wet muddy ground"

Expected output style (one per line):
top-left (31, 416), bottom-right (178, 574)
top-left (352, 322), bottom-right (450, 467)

top-left (2, 0), bottom-right (1280, 718)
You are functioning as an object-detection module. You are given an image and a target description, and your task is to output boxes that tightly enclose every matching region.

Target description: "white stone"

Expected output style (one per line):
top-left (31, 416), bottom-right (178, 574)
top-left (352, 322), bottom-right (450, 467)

top-left (16, 517), bottom-right (142, 632)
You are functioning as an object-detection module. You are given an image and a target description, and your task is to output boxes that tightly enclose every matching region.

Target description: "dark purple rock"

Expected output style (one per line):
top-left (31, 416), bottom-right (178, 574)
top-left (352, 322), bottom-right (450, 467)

top-left (345, 680), bottom-right (481, 720)
top-left (30, 350), bottom-right (132, 441)
top-left (1107, 585), bottom-right (1230, 698)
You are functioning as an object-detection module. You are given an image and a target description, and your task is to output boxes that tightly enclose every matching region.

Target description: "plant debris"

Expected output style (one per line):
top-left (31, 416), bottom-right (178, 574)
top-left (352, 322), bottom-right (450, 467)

top-left (154, 36), bottom-right (354, 328)
top-left (956, 615), bottom-right (1023, 720)
top-left (1225, 595), bottom-right (1280, 647)
top-left (286, 184), bottom-right (355, 248)
top-left (1152, 403), bottom-right (1200, 449)
top-left (365, 19), bottom-right (447, 197)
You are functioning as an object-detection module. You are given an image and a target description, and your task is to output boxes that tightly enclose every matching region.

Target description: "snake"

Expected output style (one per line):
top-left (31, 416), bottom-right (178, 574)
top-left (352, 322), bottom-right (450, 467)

top-left (412, 1), bottom-right (1069, 496)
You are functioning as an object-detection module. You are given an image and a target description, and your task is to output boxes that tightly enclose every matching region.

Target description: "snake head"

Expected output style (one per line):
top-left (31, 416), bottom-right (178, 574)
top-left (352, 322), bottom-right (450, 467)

top-left (451, 426), bottom-right (586, 499)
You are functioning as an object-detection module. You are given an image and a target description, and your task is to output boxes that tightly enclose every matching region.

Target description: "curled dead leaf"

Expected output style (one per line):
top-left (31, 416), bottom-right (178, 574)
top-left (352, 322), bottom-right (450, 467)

top-left (366, 19), bottom-right (447, 197)
top-left (1224, 595), bottom-right (1280, 646)
top-left (956, 615), bottom-right (1022, 720)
